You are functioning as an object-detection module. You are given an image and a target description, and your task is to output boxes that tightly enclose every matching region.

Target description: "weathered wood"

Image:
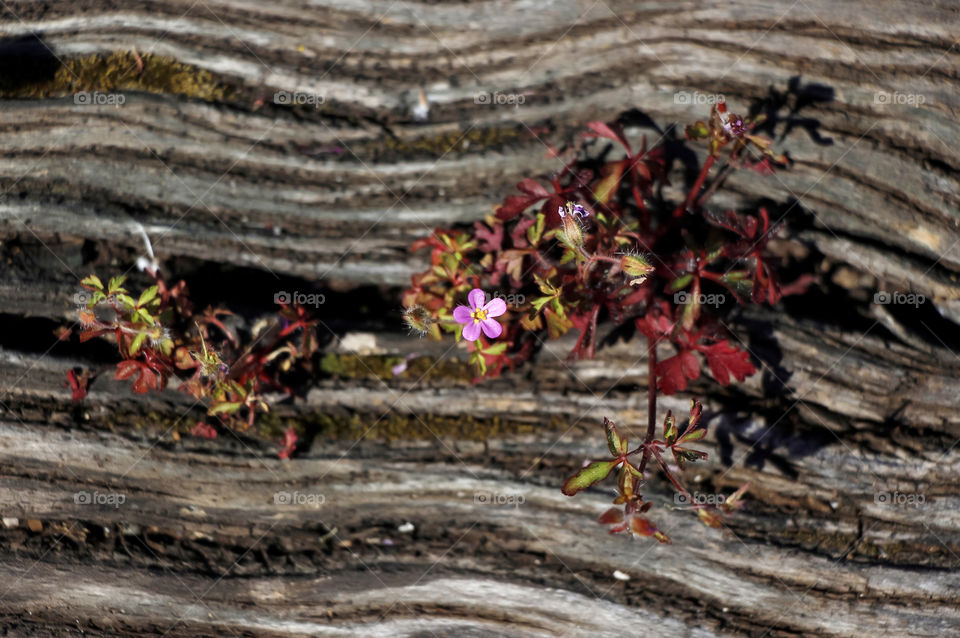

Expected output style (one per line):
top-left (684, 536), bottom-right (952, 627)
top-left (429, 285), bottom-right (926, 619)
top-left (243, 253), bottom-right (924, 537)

top-left (1, 0), bottom-right (960, 636)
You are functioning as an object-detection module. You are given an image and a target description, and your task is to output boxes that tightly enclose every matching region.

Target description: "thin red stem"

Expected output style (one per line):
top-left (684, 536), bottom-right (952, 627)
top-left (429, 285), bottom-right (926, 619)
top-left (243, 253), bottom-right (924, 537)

top-left (673, 154), bottom-right (716, 217)
top-left (638, 337), bottom-right (658, 475)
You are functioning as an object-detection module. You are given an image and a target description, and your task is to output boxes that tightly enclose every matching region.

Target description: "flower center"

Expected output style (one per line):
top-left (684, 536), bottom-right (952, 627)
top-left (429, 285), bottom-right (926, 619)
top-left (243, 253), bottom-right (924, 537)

top-left (471, 308), bottom-right (488, 322)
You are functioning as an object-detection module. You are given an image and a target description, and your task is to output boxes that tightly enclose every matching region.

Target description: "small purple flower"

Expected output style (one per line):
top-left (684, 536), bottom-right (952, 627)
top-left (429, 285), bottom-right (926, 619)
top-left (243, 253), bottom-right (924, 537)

top-left (391, 352), bottom-right (419, 376)
top-left (558, 202), bottom-right (590, 220)
top-left (453, 289), bottom-right (507, 341)
top-left (721, 113), bottom-right (746, 137)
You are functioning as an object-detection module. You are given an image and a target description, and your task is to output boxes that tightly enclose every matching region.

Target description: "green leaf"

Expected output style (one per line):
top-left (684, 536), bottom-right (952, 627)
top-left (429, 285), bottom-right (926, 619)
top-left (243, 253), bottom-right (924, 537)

top-left (208, 401), bottom-right (243, 416)
top-left (593, 160), bottom-right (625, 205)
top-left (617, 462), bottom-right (637, 498)
top-left (483, 342), bottom-right (507, 356)
top-left (685, 121), bottom-right (709, 140)
top-left (663, 410), bottom-right (677, 444)
top-left (107, 275), bottom-right (127, 295)
top-left (527, 212), bottom-right (545, 246)
top-left (531, 296), bottom-right (553, 313)
top-left (561, 459), bottom-right (619, 496)
top-left (605, 418), bottom-right (627, 456)
top-left (81, 275), bottom-right (104, 290)
top-left (534, 274), bottom-right (557, 296)
top-left (469, 348), bottom-right (487, 375)
top-left (129, 332), bottom-right (146, 357)
top-left (720, 272), bottom-right (753, 298)
top-left (138, 285), bottom-right (159, 307)
top-left (665, 273), bottom-right (693, 294)
top-left (677, 428), bottom-right (707, 444)
top-left (441, 253), bottom-right (459, 275)
top-left (544, 307), bottom-right (573, 340)
top-left (114, 293), bottom-right (136, 310)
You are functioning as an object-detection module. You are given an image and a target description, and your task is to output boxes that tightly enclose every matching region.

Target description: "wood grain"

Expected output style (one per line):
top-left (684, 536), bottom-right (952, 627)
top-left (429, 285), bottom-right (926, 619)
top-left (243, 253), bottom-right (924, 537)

top-left (1, 0), bottom-right (959, 636)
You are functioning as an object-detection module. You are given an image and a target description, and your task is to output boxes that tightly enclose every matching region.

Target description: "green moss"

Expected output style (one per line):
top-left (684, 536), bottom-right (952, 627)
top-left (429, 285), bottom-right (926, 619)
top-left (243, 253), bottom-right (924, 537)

top-left (303, 410), bottom-right (567, 442)
top-left (99, 401), bottom-right (562, 444)
top-left (319, 352), bottom-right (477, 383)
top-left (0, 51), bottom-right (232, 101)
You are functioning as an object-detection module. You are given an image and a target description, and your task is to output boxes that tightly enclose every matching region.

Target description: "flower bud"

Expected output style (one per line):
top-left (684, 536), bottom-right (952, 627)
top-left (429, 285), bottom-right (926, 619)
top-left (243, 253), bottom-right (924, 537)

top-left (558, 203), bottom-right (585, 247)
top-left (621, 254), bottom-right (655, 285)
top-left (402, 304), bottom-right (434, 337)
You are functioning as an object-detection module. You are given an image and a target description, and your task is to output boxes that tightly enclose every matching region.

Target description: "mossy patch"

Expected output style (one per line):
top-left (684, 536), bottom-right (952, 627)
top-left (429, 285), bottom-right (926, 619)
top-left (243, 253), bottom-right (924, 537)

top-left (302, 410), bottom-right (565, 442)
top-left (120, 403), bottom-right (558, 443)
top-left (319, 352), bottom-right (477, 383)
top-left (0, 51), bottom-right (232, 101)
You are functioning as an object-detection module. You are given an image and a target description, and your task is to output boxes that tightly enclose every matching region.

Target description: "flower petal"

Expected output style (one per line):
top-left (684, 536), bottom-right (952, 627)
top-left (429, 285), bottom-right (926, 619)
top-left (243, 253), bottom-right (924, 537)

top-left (462, 321), bottom-right (482, 341)
top-left (468, 288), bottom-right (486, 310)
top-left (482, 297), bottom-right (507, 318)
top-left (480, 318), bottom-right (502, 339)
top-left (453, 305), bottom-right (473, 324)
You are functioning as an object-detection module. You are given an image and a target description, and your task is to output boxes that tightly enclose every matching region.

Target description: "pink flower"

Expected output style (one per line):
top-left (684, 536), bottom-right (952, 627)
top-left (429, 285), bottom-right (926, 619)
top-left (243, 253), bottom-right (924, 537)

top-left (453, 289), bottom-right (506, 341)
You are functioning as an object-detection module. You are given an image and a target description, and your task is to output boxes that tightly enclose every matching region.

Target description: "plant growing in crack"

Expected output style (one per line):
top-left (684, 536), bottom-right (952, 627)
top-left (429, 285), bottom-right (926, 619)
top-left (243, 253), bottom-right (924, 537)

top-left (563, 400), bottom-right (749, 544)
top-left (68, 266), bottom-right (317, 457)
top-left (402, 100), bottom-right (808, 538)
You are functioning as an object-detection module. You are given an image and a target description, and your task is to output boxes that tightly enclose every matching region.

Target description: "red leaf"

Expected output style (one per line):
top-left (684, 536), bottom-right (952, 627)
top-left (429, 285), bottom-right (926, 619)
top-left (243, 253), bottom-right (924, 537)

top-left (114, 360), bottom-right (140, 381)
top-left (780, 273), bottom-right (816, 298)
top-left (410, 234), bottom-right (443, 254)
top-left (516, 178), bottom-right (550, 198)
top-left (655, 350), bottom-right (701, 395)
top-left (64, 370), bottom-right (88, 403)
top-left (744, 156), bottom-right (777, 175)
top-left (698, 341), bottom-right (755, 385)
top-left (474, 220), bottom-right (504, 252)
top-left (496, 194), bottom-right (542, 221)
top-left (541, 195), bottom-right (566, 222)
top-left (628, 516), bottom-right (671, 543)
top-left (752, 258), bottom-right (781, 305)
top-left (79, 328), bottom-right (110, 343)
top-left (584, 121), bottom-right (630, 151)
top-left (277, 427), bottom-right (298, 459)
top-left (510, 216), bottom-right (537, 249)
top-left (568, 306), bottom-right (600, 361)
top-left (131, 367), bottom-right (157, 394)
top-left (598, 507), bottom-right (624, 525)
top-left (706, 209), bottom-right (758, 239)
top-left (635, 308), bottom-right (674, 342)
top-left (190, 422), bottom-right (218, 439)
